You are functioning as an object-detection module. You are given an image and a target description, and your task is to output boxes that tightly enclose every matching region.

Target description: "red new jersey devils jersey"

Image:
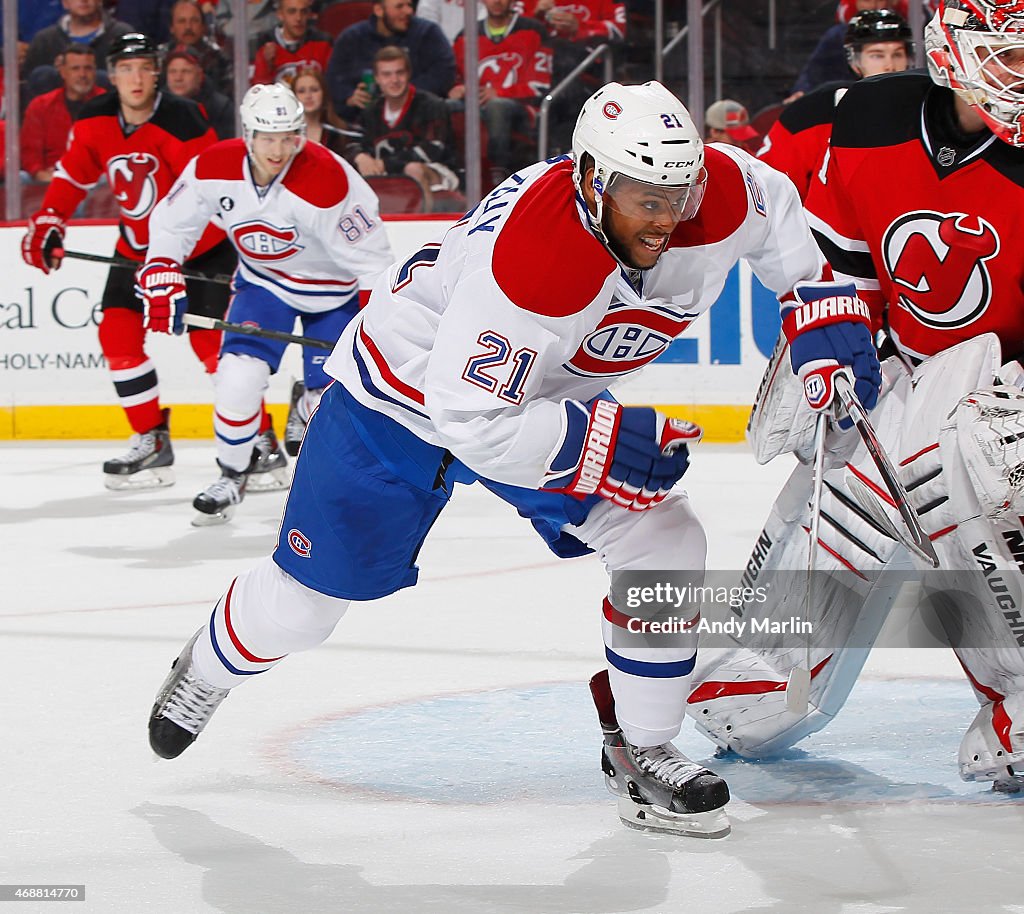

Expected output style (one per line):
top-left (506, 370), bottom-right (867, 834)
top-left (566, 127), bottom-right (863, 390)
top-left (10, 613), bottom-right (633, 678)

top-left (805, 72), bottom-right (1024, 362)
top-left (45, 92), bottom-right (222, 261)
top-left (758, 80), bottom-right (852, 202)
top-left (453, 16), bottom-right (552, 100)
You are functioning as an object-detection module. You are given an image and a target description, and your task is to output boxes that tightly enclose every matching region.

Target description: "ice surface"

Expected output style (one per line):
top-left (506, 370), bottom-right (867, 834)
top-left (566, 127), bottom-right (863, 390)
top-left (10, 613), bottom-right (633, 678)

top-left (2, 441), bottom-right (1020, 913)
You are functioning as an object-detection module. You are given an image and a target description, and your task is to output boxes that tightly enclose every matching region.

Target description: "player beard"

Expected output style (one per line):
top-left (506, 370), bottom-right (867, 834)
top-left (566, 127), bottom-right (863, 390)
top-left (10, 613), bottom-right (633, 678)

top-left (605, 225), bottom-right (670, 271)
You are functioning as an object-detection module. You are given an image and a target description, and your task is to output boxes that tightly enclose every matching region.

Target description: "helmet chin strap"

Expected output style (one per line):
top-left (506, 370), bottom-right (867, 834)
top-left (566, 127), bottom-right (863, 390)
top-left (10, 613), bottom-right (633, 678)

top-left (573, 161), bottom-right (636, 273)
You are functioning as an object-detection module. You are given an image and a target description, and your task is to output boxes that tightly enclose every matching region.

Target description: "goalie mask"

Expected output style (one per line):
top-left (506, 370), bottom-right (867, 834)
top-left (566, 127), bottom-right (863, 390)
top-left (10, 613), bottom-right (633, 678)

top-left (571, 81), bottom-right (706, 242)
top-left (240, 83), bottom-right (307, 158)
top-left (927, 0), bottom-right (1024, 145)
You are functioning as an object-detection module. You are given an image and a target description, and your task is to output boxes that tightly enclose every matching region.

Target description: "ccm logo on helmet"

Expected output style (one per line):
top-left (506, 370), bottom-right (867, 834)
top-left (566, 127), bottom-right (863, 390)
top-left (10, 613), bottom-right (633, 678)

top-left (663, 160), bottom-right (697, 167)
top-left (602, 101), bottom-right (622, 119)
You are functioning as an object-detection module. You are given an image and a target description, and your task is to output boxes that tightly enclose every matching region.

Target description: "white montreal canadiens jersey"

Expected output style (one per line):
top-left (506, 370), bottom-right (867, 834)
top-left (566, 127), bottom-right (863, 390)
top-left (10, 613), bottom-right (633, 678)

top-left (326, 148), bottom-right (823, 488)
top-left (147, 139), bottom-right (394, 312)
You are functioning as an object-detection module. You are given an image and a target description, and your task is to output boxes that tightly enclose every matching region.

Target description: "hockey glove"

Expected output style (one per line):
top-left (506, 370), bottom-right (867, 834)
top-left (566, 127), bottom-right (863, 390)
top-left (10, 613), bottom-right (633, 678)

top-left (21, 208), bottom-right (66, 274)
top-left (782, 280), bottom-right (881, 413)
top-left (543, 398), bottom-right (702, 511)
top-left (138, 258), bottom-right (188, 335)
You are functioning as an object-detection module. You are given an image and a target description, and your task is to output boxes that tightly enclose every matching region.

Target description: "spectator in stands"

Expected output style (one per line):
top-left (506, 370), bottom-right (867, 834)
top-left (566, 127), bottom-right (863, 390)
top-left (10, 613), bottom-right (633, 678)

top-left (163, 44), bottom-right (234, 139)
top-left (790, 0), bottom-right (909, 99)
top-left (0, 0), bottom-right (63, 65)
top-left (158, 0), bottom-right (232, 96)
top-left (205, 0), bottom-right (278, 56)
top-left (23, 0), bottom-right (133, 100)
top-left (417, 0), bottom-right (485, 44)
top-left (20, 45), bottom-right (104, 184)
top-left (450, 0), bottom-right (551, 183)
top-left (526, 0), bottom-right (625, 45)
top-left (704, 99), bottom-right (759, 151)
top-left (252, 0), bottom-right (333, 85)
top-left (116, 0), bottom-right (176, 44)
top-left (326, 0), bottom-right (455, 121)
top-left (349, 47), bottom-right (458, 212)
top-left (290, 65), bottom-right (356, 158)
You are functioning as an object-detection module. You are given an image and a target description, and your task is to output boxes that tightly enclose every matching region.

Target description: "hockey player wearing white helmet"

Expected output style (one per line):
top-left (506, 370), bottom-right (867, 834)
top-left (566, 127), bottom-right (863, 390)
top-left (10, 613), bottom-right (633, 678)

top-left (144, 81), bottom-right (394, 523)
top-left (146, 81), bottom-right (855, 836)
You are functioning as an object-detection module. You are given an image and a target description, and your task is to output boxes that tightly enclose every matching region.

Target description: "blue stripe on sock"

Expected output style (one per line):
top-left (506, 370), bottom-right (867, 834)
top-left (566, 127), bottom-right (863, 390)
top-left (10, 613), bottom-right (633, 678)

top-left (604, 646), bottom-right (696, 679)
top-left (208, 610), bottom-right (264, 677)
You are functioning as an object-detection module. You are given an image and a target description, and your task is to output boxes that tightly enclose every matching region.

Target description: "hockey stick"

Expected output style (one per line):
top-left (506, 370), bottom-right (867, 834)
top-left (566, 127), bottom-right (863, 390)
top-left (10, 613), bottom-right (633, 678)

top-left (787, 410), bottom-right (827, 715)
top-left (61, 249), bottom-right (234, 285)
top-left (182, 314), bottom-right (335, 350)
top-left (833, 373), bottom-right (939, 568)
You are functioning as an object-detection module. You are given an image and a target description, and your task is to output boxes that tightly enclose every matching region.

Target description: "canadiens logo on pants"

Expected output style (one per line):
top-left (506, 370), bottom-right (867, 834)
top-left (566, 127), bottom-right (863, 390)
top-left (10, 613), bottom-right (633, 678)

top-left (288, 528), bottom-right (312, 558)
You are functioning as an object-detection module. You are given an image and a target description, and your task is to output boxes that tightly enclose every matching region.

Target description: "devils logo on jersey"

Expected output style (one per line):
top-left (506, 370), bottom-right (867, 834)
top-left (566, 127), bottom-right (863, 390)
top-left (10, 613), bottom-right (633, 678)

top-left (883, 211), bottom-right (1000, 329)
top-left (565, 303), bottom-right (692, 376)
top-left (108, 153), bottom-right (160, 220)
top-left (479, 53), bottom-right (526, 92)
top-left (231, 221), bottom-right (305, 261)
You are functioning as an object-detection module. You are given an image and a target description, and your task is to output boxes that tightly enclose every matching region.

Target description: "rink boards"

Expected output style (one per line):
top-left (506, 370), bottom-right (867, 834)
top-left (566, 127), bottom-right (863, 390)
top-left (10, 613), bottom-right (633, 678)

top-left (0, 219), bottom-right (784, 441)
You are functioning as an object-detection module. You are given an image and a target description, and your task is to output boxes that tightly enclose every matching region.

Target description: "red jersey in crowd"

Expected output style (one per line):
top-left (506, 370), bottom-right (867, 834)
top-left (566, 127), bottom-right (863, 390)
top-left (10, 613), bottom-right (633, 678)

top-left (251, 28), bottom-right (333, 85)
top-left (453, 16), bottom-right (553, 101)
top-left (524, 0), bottom-right (625, 43)
top-left (20, 85), bottom-right (106, 178)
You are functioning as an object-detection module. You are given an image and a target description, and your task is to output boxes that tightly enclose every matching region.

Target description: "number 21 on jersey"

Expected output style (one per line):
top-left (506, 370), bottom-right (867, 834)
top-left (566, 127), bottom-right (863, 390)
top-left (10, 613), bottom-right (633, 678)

top-left (462, 331), bottom-right (538, 405)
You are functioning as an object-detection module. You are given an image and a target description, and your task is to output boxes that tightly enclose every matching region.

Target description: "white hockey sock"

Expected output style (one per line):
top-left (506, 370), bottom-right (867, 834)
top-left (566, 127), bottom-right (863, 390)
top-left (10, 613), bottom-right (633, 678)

top-left (192, 557), bottom-right (350, 689)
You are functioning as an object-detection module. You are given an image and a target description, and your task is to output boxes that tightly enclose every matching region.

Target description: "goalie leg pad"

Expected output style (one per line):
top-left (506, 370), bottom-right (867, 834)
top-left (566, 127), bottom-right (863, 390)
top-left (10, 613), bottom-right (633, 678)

top-left (686, 435), bottom-right (914, 757)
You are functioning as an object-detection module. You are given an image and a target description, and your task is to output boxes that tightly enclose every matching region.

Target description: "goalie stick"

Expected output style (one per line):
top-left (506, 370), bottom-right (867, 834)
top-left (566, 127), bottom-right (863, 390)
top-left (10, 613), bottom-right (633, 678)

top-left (786, 409), bottom-right (827, 715)
top-left (833, 373), bottom-right (939, 568)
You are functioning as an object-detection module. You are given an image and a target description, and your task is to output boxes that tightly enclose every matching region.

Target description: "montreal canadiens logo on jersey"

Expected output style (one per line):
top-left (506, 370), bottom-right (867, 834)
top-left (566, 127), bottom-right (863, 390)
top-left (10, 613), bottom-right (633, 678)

top-left (108, 153), bottom-right (160, 219)
top-left (883, 211), bottom-right (1000, 330)
top-left (566, 302), bottom-right (693, 377)
top-left (232, 221), bottom-right (305, 261)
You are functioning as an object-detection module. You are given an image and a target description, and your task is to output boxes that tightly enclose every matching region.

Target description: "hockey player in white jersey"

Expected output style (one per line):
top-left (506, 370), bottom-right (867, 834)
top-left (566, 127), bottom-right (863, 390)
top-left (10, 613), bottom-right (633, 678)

top-left (142, 82), bottom-right (394, 523)
top-left (146, 80), bottom-right (880, 836)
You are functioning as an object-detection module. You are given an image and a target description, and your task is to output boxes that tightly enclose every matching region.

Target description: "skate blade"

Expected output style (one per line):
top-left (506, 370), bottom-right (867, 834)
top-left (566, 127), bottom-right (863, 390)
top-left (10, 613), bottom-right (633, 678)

top-left (786, 666), bottom-right (811, 714)
top-left (104, 467), bottom-right (176, 491)
top-left (993, 773), bottom-right (1024, 794)
top-left (616, 798), bottom-right (730, 838)
top-left (191, 506), bottom-right (236, 527)
top-left (246, 468), bottom-right (290, 492)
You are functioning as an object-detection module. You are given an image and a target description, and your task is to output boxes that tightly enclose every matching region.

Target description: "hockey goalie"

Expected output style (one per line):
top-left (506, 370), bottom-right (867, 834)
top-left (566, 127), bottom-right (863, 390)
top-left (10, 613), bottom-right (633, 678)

top-left (688, 0), bottom-right (1024, 795)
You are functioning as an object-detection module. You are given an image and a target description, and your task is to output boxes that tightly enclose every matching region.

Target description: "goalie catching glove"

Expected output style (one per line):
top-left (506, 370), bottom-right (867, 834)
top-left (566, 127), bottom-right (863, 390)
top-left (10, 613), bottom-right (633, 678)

top-left (543, 398), bottom-right (701, 511)
top-left (782, 280), bottom-right (880, 413)
top-left (137, 258), bottom-right (188, 335)
top-left (21, 208), bottom-right (66, 274)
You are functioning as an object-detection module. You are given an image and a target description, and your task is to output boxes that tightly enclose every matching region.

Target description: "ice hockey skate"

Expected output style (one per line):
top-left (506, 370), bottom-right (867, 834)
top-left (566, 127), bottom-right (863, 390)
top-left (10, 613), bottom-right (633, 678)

top-left (590, 670), bottom-right (731, 838)
top-left (246, 426), bottom-right (289, 492)
top-left (102, 408), bottom-right (175, 490)
top-left (284, 380), bottom-right (308, 456)
top-left (149, 630), bottom-right (229, 759)
top-left (191, 462), bottom-right (247, 526)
